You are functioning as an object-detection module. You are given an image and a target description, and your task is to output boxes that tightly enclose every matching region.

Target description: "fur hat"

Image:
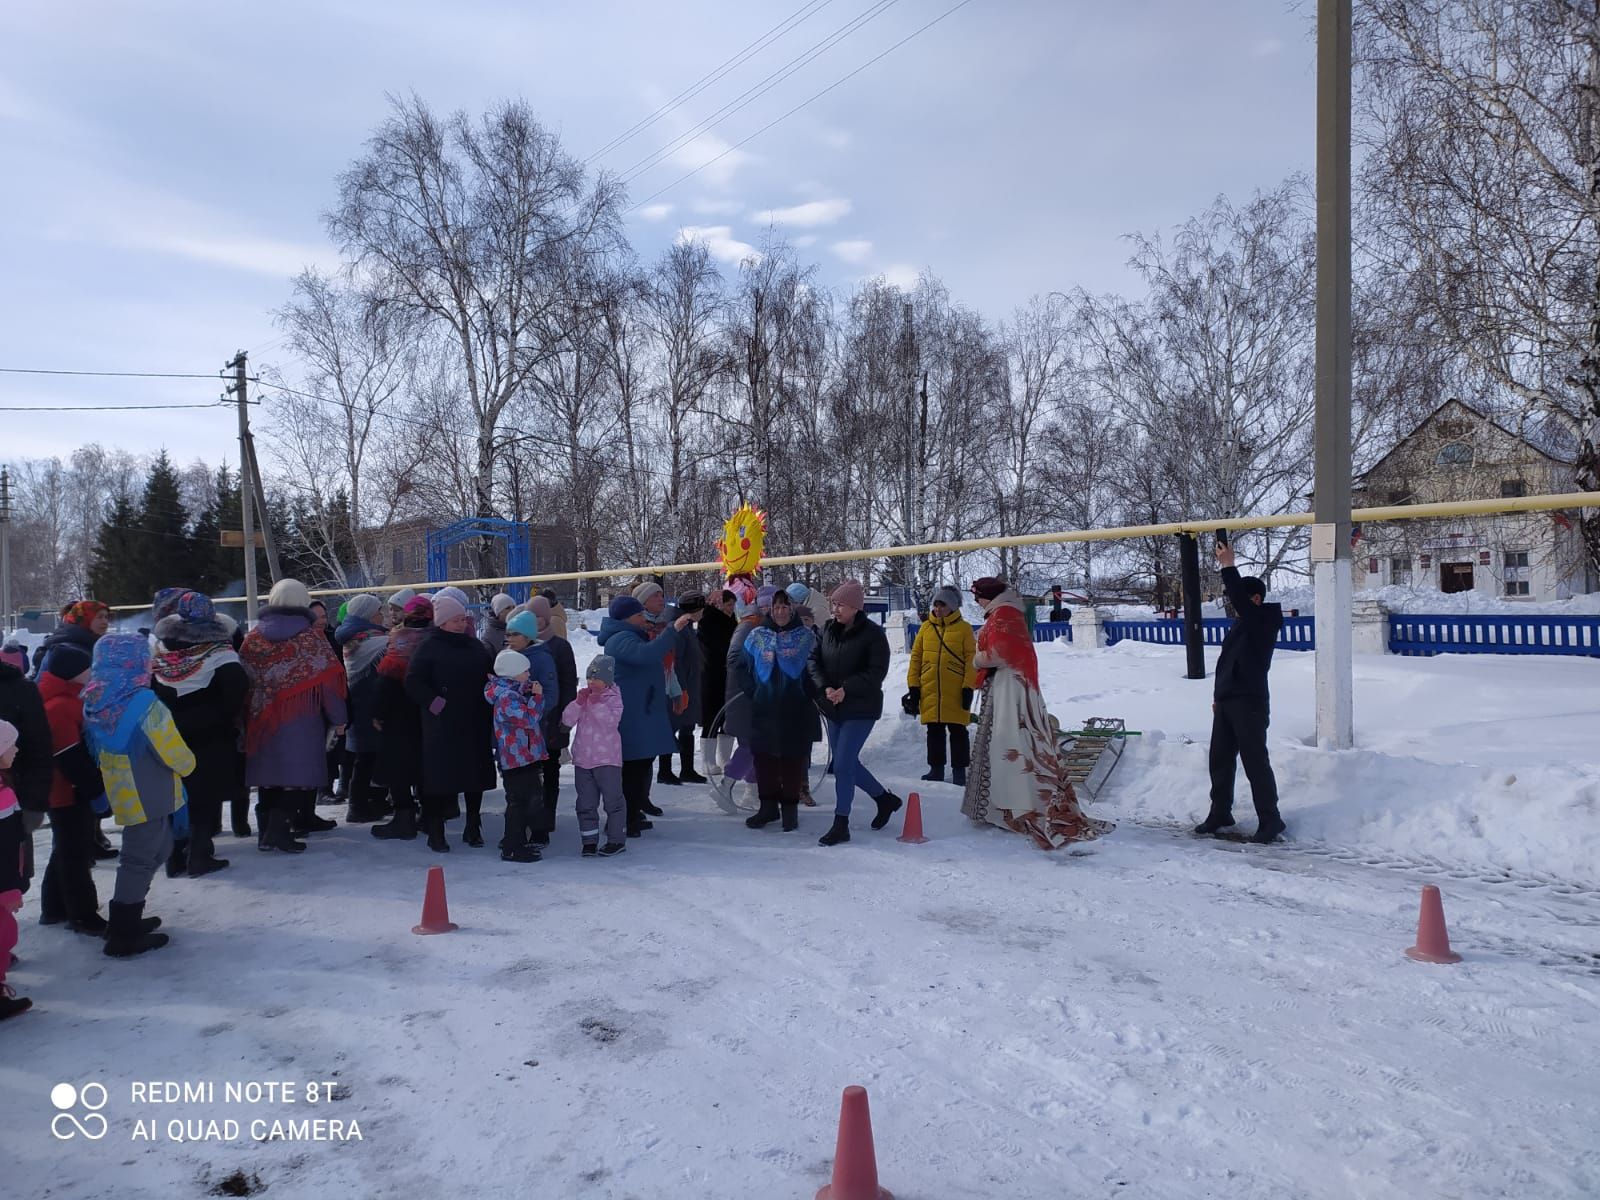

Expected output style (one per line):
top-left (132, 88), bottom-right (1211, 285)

top-left (346, 594), bottom-right (383, 623)
top-left (507, 611), bottom-right (540, 640)
top-left (632, 581), bottom-right (664, 605)
top-left (931, 585), bottom-right (962, 612)
top-left (387, 587), bottom-right (418, 612)
top-left (154, 590), bottom-right (232, 647)
top-left (490, 592), bottom-right (516, 616)
top-left (586, 654), bottom-right (616, 685)
top-left (829, 580), bottom-right (866, 611)
top-left (43, 643), bottom-right (93, 681)
top-left (268, 579), bottom-right (313, 610)
top-left (969, 577), bottom-right (1006, 602)
top-left (432, 596), bottom-right (467, 627)
top-left (494, 649), bottom-right (531, 678)
top-left (608, 595), bottom-right (644, 622)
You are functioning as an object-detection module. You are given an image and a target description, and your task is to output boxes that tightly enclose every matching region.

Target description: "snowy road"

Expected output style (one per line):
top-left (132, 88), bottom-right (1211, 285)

top-left (4, 639), bottom-right (1598, 1198)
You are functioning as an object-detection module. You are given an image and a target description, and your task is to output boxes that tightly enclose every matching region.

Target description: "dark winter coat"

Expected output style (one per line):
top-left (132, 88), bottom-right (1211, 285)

top-left (1213, 566), bottom-right (1283, 703)
top-left (0, 659), bottom-right (54, 812)
top-left (729, 614), bottom-right (818, 758)
top-left (335, 618), bottom-right (389, 756)
top-left (670, 619), bottom-right (704, 734)
top-left (152, 657), bottom-right (248, 808)
top-left (807, 612), bottom-right (891, 724)
top-left (697, 605), bottom-right (737, 728)
top-left (541, 635), bottom-right (578, 753)
top-left (594, 615), bottom-right (679, 761)
top-left (31, 621), bottom-right (98, 680)
top-left (374, 673), bottom-right (424, 793)
top-left (479, 615), bottom-right (508, 657)
top-left (404, 628), bottom-right (497, 796)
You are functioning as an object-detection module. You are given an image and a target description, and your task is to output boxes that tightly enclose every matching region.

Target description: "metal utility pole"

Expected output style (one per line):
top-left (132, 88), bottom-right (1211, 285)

top-left (1178, 533), bottom-right (1205, 680)
top-left (227, 351), bottom-right (258, 626)
top-left (0, 466), bottom-right (12, 636)
top-left (1313, 0), bottom-right (1355, 749)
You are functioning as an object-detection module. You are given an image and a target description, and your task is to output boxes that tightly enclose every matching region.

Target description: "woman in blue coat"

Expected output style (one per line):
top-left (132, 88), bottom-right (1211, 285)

top-left (594, 596), bottom-right (693, 837)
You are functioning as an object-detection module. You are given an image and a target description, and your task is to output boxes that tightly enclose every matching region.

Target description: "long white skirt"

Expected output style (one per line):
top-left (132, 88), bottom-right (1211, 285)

top-left (960, 666), bottom-right (1114, 850)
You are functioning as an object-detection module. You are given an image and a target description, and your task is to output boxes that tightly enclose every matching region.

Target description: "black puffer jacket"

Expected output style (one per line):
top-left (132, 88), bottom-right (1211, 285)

top-left (404, 628), bottom-right (496, 795)
top-left (0, 660), bottom-right (54, 813)
top-left (806, 612), bottom-right (890, 723)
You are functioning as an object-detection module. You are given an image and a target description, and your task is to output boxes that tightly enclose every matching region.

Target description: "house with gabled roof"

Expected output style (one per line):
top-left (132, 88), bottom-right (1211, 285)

top-left (1353, 398), bottom-right (1594, 601)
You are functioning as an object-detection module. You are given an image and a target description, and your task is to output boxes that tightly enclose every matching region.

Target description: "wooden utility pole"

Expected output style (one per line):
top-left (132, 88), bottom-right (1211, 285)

top-left (227, 351), bottom-right (258, 626)
top-left (242, 428), bottom-right (283, 583)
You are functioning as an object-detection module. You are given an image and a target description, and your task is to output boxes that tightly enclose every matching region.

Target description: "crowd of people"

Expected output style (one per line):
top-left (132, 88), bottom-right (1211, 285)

top-left (0, 561), bottom-right (1214, 1022)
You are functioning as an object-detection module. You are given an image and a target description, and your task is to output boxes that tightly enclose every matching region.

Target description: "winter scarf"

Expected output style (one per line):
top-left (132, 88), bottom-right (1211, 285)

top-left (744, 620), bottom-right (815, 689)
top-left (337, 617), bottom-right (389, 687)
top-left (377, 620), bottom-right (432, 682)
top-left (239, 609), bottom-right (345, 756)
top-left (153, 641), bottom-right (240, 697)
top-left (82, 633), bottom-right (157, 755)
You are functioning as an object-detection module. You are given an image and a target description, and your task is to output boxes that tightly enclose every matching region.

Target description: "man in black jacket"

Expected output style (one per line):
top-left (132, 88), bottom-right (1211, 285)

top-left (1196, 544), bottom-right (1286, 843)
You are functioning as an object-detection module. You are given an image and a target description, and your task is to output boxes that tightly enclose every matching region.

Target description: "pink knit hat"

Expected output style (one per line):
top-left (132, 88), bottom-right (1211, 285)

top-left (830, 579), bottom-right (866, 611)
top-left (0, 717), bottom-right (18, 758)
top-left (432, 596), bottom-right (467, 627)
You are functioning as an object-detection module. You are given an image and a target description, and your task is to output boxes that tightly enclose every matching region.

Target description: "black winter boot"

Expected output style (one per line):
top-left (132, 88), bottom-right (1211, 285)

top-left (165, 839), bottom-right (190, 878)
top-left (294, 794), bottom-right (337, 834)
top-left (231, 796), bottom-right (252, 838)
top-left (426, 818), bottom-right (450, 854)
top-left (677, 731), bottom-right (707, 784)
top-left (372, 801), bottom-right (417, 840)
top-left (0, 983), bottom-right (31, 1020)
top-left (463, 794), bottom-right (484, 847)
top-left (869, 791), bottom-right (903, 831)
top-left (818, 816), bottom-right (850, 846)
top-left (656, 755), bottom-right (680, 786)
top-left (68, 911), bottom-right (110, 936)
top-left (780, 802), bottom-right (799, 832)
top-left (500, 803), bottom-right (539, 862)
top-left (745, 796), bottom-right (781, 829)
top-left (920, 767), bottom-right (944, 782)
top-left (1250, 815), bottom-right (1286, 844)
top-left (93, 822), bottom-right (119, 860)
top-left (260, 806), bottom-right (306, 854)
top-left (951, 767), bottom-right (967, 787)
top-left (103, 900), bottom-right (170, 958)
top-left (1194, 809), bottom-right (1236, 835)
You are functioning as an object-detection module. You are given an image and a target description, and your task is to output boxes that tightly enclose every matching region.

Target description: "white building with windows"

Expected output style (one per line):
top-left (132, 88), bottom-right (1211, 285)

top-left (1354, 399), bottom-right (1595, 602)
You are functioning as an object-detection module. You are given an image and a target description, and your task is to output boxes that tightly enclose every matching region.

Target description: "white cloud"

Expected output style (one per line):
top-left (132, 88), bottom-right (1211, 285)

top-left (753, 198), bottom-right (852, 227)
top-left (675, 224), bottom-right (759, 266)
top-left (664, 129), bottom-right (749, 188)
top-left (793, 235), bottom-right (818, 248)
top-left (879, 263), bottom-right (921, 290)
top-left (831, 239), bottom-right (873, 265)
top-left (691, 198), bottom-right (743, 216)
top-left (637, 203), bottom-right (674, 221)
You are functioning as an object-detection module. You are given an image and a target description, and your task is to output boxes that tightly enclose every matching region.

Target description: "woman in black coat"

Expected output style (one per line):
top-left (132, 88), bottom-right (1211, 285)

top-left (404, 599), bottom-right (496, 852)
top-left (370, 600), bottom-right (432, 843)
top-left (151, 593), bottom-right (249, 877)
top-left (728, 590), bottom-right (818, 832)
top-left (697, 591), bottom-right (738, 739)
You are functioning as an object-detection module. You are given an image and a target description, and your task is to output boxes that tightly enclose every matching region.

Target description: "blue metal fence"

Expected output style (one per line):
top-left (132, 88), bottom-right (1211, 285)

top-left (1388, 613), bottom-right (1600, 657)
top-left (903, 619), bottom-right (1072, 651)
top-left (1104, 617), bottom-right (1315, 651)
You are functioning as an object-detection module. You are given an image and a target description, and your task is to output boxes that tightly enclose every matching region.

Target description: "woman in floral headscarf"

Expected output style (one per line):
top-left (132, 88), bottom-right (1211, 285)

top-left (152, 591), bottom-right (247, 878)
top-left (960, 577), bottom-right (1113, 851)
top-left (83, 634), bottom-right (194, 956)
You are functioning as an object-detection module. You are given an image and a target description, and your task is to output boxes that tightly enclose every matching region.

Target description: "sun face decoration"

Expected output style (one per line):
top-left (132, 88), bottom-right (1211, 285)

top-left (717, 504), bottom-right (768, 577)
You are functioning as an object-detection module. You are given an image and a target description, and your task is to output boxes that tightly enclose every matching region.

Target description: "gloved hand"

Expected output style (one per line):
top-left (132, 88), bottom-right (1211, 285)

top-left (171, 804), bottom-right (190, 839)
top-left (90, 792), bottom-right (111, 816)
top-left (902, 688), bottom-right (920, 716)
top-left (961, 688), bottom-right (973, 710)
top-left (428, 696), bottom-right (447, 716)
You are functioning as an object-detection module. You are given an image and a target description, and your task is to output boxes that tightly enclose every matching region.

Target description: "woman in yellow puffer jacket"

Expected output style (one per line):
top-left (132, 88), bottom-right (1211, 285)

top-left (907, 586), bottom-right (977, 784)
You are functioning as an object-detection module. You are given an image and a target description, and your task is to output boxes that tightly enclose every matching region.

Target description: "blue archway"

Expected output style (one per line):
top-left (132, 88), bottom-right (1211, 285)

top-left (426, 518), bottom-right (531, 602)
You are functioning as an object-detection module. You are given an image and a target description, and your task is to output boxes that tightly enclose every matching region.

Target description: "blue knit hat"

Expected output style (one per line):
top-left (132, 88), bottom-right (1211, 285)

top-left (608, 595), bottom-right (644, 621)
top-left (507, 610), bottom-right (540, 640)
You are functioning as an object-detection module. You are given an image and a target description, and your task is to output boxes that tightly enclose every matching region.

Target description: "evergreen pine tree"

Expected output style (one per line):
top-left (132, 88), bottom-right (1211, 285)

top-left (134, 451), bottom-right (194, 602)
top-left (88, 493), bottom-right (141, 602)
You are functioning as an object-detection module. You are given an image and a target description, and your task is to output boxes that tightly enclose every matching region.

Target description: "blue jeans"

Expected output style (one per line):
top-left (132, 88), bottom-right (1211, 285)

top-left (824, 718), bottom-right (885, 817)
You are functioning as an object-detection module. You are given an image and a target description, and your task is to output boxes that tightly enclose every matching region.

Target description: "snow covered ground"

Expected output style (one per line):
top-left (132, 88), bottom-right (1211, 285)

top-left (4, 636), bottom-right (1598, 1199)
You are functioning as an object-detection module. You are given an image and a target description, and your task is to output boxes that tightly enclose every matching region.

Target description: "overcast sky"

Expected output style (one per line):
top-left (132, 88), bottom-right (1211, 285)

top-left (0, 0), bottom-right (1315, 468)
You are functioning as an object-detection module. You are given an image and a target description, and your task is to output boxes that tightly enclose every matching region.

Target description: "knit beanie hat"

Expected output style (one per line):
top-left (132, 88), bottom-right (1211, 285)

top-left (586, 654), bottom-right (616, 685)
top-left (785, 583), bottom-right (810, 604)
top-left (346, 594), bottom-right (383, 623)
top-left (490, 592), bottom-right (516, 616)
top-left (0, 644), bottom-right (26, 672)
top-left (494, 649), bottom-right (531, 678)
top-left (528, 596), bottom-right (553, 628)
top-left (402, 596), bottom-right (434, 625)
top-left (432, 596), bottom-right (467, 627)
top-left (507, 611), bottom-right (540, 640)
top-left (435, 585), bottom-right (471, 610)
top-left (632, 581), bottom-right (664, 605)
top-left (931, 585), bottom-right (962, 612)
top-left (0, 717), bottom-right (17, 759)
top-left (829, 579), bottom-right (866, 611)
top-left (387, 587), bottom-right (418, 611)
top-left (44, 643), bottom-right (93, 681)
top-left (268, 578), bottom-right (313, 610)
top-left (755, 585), bottom-right (777, 611)
top-left (969, 577), bottom-right (1007, 602)
top-left (608, 595), bottom-right (644, 621)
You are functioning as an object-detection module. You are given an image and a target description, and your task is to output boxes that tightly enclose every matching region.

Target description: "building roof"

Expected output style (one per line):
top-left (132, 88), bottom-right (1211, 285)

top-left (1357, 397), bottom-right (1576, 483)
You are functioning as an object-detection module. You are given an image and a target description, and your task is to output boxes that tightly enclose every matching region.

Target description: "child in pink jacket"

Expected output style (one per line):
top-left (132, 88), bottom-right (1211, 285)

top-left (561, 655), bottom-right (626, 857)
top-left (0, 718), bottom-right (30, 1019)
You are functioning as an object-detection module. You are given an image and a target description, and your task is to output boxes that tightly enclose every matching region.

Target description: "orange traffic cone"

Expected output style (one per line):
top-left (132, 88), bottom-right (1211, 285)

top-left (817, 1085), bottom-right (892, 1200)
top-left (1405, 884), bottom-right (1461, 964)
top-left (896, 792), bottom-right (929, 844)
top-left (412, 865), bottom-right (458, 935)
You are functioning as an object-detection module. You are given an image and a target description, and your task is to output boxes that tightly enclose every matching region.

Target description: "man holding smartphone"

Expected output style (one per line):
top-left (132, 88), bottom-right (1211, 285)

top-left (1195, 537), bottom-right (1287, 843)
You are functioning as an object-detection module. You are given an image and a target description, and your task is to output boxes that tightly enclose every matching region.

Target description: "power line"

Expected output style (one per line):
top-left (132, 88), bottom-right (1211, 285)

top-left (0, 402), bottom-right (226, 412)
top-left (614, 0), bottom-right (903, 187)
top-left (585, 0), bottom-right (836, 165)
top-left (0, 367), bottom-right (226, 380)
top-left (627, 0), bottom-right (978, 215)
